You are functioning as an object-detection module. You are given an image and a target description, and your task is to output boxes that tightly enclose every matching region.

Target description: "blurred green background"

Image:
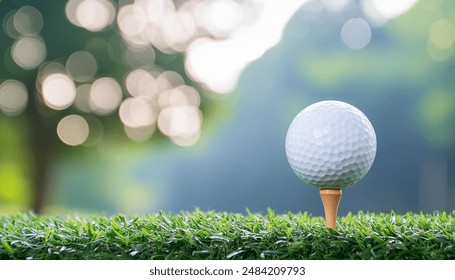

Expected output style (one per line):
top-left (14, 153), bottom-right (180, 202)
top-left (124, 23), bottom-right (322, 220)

top-left (1, 0), bottom-right (454, 216)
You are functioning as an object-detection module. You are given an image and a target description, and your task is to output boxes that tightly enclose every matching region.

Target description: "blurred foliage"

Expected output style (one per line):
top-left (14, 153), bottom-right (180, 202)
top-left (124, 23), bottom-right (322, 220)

top-left (417, 89), bottom-right (455, 148)
top-left (0, 0), bottom-right (232, 212)
top-left (1, 0), bottom-right (455, 213)
top-left (0, 118), bottom-right (29, 210)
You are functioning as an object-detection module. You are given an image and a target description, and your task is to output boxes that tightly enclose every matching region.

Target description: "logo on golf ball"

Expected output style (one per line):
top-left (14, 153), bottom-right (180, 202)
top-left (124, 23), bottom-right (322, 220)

top-left (285, 100), bottom-right (377, 190)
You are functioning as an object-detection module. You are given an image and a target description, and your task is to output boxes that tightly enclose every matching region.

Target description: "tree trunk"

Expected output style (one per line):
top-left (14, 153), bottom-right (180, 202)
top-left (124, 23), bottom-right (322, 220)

top-left (28, 124), bottom-right (54, 214)
top-left (25, 83), bottom-right (57, 214)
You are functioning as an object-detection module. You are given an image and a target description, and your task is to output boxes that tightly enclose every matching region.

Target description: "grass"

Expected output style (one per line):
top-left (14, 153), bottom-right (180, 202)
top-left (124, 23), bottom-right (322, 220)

top-left (0, 210), bottom-right (454, 260)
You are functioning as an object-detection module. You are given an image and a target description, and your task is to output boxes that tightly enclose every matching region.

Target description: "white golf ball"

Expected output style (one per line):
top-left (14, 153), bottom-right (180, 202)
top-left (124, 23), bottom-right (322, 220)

top-left (285, 100), bottom-right (376, 190)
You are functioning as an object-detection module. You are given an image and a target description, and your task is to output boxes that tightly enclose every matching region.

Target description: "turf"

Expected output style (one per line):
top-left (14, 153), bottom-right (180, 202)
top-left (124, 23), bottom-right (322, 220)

top-left (0, 210), bottom-right (454, 260)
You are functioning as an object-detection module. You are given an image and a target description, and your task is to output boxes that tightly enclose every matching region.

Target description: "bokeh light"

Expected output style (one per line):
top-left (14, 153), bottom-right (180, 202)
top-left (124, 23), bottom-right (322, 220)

top-left (117, 4), bottom-right (148, 38)
top-left (140, 0), bottom-right (177, 52)
top-left (195, 0), bottom-right (243, 38)
top-left (427, 19), bottom-right (455, 62)
top-left (65, 0), bottom-right (82, 27)
top-left (341, 18), bottom-right (372, 50)
top-left (157, 71), bottom-right (185, 92)
top-left (0, 80), bottom-right (28, 116)
top-left (83, 115), bottom-right (104, 146)
top-left (125, 69), bottom-right (157, 97)
top-left (11, 35), bottom-right (46, 69)
top-left (158, 85), bottom-right (200, 108)
top-left (429, 19), bottom-right (455, 50)
top-left (121, 65), bottom-right (202, 145)
top-left (157, 105), bottom-right (202, 146)
top-left (170, 130), bottom-right (201, 147)
top-left (185, 38), bottom-right (241, 93)
top-left (66, 51), bottom-right (98, 82)
top-left (14, 6), bottom-right (43, 35)
top-left (427, 41), bottom-right (454, 62)
top-left (66, 0), bottom-right (116, 32)
top-left (89, 77), bottom-right (123, 115)
top-left (41, 73), bottom-right (77, 110)
top-left (119, 96), bottom-right (157, 128)
top-left (36, 62), bottom-right (67, 93)
top-left (322, 0), bottom-right (350, 12)
top-left (124, 46), bottom-right (155, 69)
top-left (362, 0), bottom-right (418, 25)
top-left (159, 10), bottom-right (196, 52)
top-left (3, 6), bottom-right (43, 39)
top-left (3, 11), bottom-right (21, 39)
top-left (124, 125), bottom-right (156, 142)
top-left (185, 1), bottom-right (305, 93)
top-left (65, 0), bottom-right (306, 95)
top-left (57, 115), bottom-right (90, 146)
top-left (142, 0), bottom-right (175, 26)
top-left (73, 84), bottom-right (92, 113)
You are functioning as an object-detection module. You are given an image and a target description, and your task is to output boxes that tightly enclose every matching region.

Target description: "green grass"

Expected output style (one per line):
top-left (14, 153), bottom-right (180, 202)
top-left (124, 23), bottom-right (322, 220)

top-left (1, 210), bottom-right (454, 260)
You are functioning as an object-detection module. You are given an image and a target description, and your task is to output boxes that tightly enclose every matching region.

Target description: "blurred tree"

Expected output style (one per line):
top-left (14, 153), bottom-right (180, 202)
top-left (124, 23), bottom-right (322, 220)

top-left (0, 0), bottom-right (230, 212)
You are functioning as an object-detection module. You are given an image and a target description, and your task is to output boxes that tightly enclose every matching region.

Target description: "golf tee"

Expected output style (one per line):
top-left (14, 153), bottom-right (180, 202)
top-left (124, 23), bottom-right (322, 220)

top-left (320, 189), bottom-right (342, 229)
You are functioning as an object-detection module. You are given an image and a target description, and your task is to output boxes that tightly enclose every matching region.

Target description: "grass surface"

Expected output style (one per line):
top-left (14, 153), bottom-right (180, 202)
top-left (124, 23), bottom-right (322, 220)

top-left (1, 210), bottom-right (454, 260)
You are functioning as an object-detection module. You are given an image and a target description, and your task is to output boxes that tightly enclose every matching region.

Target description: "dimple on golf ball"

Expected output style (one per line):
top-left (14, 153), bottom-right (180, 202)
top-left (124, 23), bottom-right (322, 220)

top-left (285, 100), bottom-right (376, 190)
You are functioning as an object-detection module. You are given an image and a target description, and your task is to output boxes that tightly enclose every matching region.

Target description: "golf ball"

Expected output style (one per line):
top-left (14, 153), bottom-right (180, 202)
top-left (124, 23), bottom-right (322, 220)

top-left (285, 100), bottom-right (376, 190)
